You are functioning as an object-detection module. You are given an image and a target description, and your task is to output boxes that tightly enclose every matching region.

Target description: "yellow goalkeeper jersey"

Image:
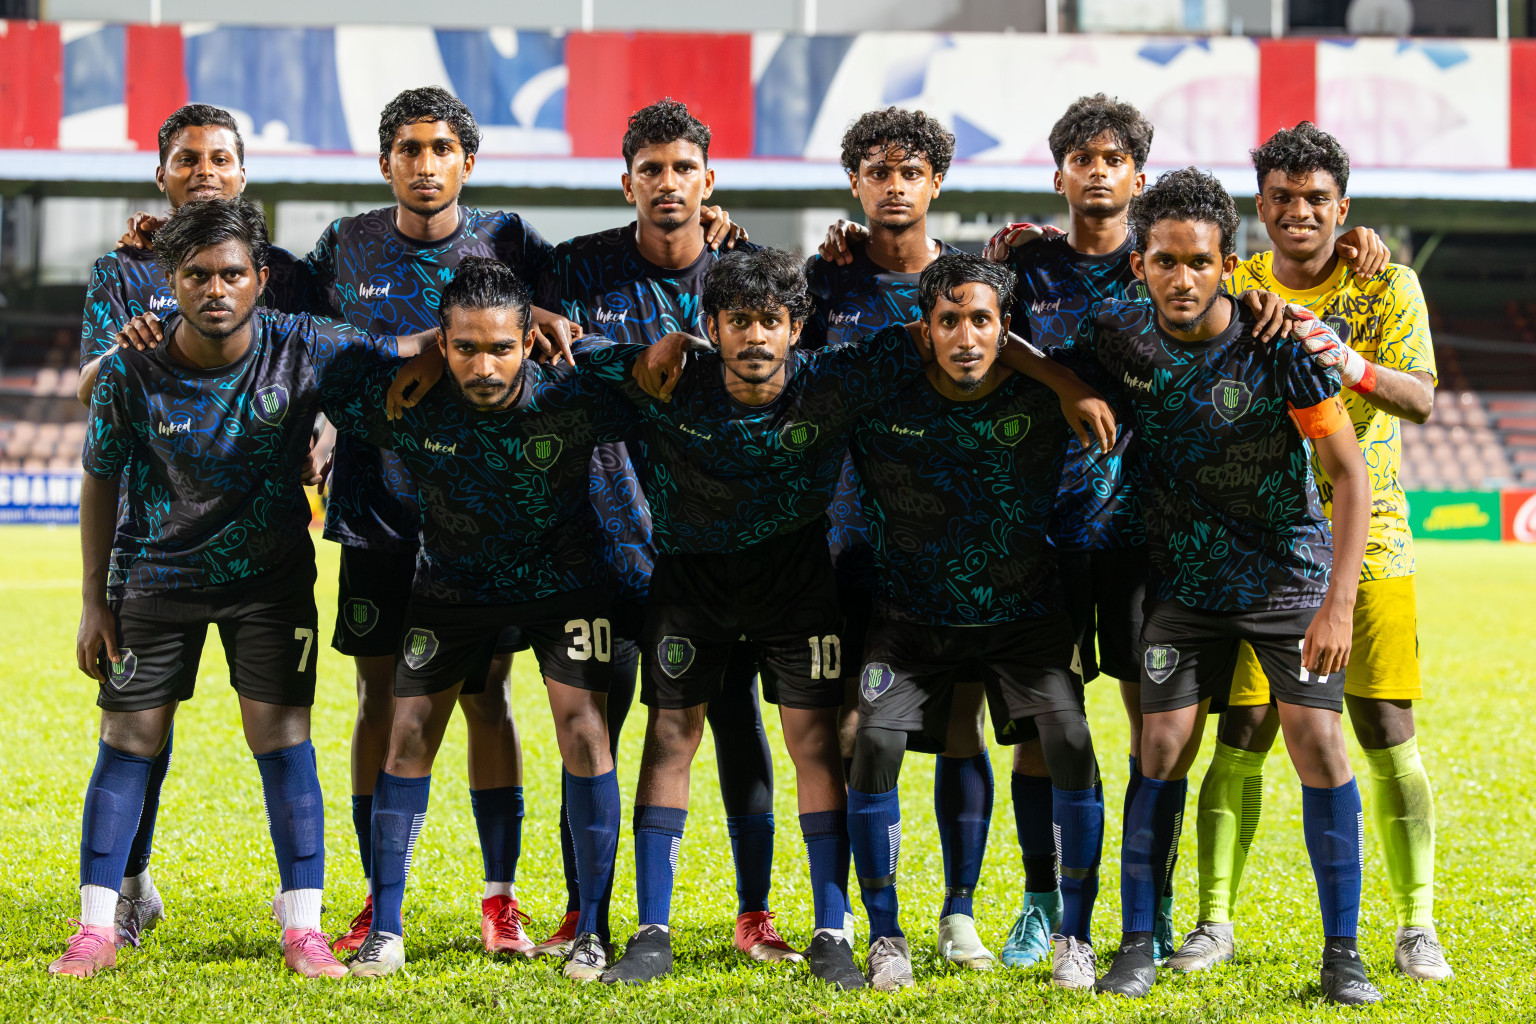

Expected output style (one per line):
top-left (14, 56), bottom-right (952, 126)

top-left (1229, 251), bottom-right (1437, 580)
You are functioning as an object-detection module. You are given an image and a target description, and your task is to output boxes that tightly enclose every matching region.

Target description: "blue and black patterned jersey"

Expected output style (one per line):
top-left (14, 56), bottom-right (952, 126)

top-left (583, 325), bottom-right (924, 555)
top-left (82, 309), bottom-right (394, 598)
top-left (1084, 296), bottom-right (1341, 612)
top-left (80, 244), bottom-right (306, 367)
top-left (801, 241), bottom-right (964, 592)
top-left (801, 243), bottom-right (963, 349)
top-left (536, 226), bottom-right (759, 345)
top-left (533, 226), bottom-right (746, 600)
top-left (851, 370), bottom-right (1068, 625)
top-left (299, 206), bottom-right (554, 553)
top-left (323, 349), bottom-right (639, 605)
top-left (1007, 233), bottom-right (1145, 551)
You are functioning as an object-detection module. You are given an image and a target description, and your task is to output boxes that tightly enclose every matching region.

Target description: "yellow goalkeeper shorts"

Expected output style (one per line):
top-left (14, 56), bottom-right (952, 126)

top-left (1226, 575), bottom-right (1422, 705)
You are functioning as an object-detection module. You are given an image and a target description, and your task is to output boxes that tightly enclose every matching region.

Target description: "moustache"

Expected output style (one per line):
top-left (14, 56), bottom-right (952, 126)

top-left (199, 302), bottom-right (234, 314)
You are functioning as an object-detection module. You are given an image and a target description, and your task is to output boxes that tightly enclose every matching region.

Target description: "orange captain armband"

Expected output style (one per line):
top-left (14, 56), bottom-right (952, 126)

top-left (1288, 395), bottom-right (1349, 439)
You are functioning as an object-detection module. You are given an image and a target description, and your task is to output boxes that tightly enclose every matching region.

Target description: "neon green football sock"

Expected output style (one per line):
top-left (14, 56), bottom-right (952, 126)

top-left (1363, 736), bottom-right (1436, 929)
top-left (1195, 740), bottom-right (1268, 924)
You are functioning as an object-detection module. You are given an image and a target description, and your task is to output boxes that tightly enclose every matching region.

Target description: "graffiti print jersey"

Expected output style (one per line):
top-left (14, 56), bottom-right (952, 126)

top-left (802, 242), bottom-right (962, 590)
top-left (300, 206), bottom-right (554, 552)
top-left (851, 370), bottom-right (1068, 625)
top-left (1006, 232), bottom-right (1144, 550)
top-left (80, 244), bottom-right (307, 366)
top-left (1084, 297), bottom-right (1341, 612)
top-left (583, 325), bottom-right (924, 555)
top-left (324, 353), bottom-right (638, 605)
top-left (1229, 252), bottom-right (1436, 580)
top-left (82, 310), bottom-right (395, 598)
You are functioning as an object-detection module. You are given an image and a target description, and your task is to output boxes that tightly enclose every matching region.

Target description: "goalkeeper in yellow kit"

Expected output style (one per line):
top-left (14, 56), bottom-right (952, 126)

top-left (1167, 122), bottom-right (1451, 983)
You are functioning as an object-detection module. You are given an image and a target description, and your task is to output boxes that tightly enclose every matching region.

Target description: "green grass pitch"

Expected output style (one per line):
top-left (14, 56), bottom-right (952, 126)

top-left (1, 527), bottom-right (1533, 1022)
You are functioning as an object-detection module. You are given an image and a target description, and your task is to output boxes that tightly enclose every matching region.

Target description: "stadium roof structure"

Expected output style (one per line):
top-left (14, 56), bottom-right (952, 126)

top-left (4, 152), bottom-right (1536, 232)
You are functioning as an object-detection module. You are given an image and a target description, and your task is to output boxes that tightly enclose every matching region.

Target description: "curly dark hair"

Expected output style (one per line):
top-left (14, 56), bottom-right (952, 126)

top-left (154, 196), bottom-right (270, 276)
top-left (377, 86), bottom-right (480, 158)
top-left (157, 103), bottom-right (243, 166)
top-left (1251, 120), bottom-right (1350, 196)
top-left (702, 248), bottom-right (813, 325)
top-left (1129, 167), bottom-right (1240, 259)
top-left (438, 256), bottom-right (532, 337)
top-left (839, 106), bottom-right (955, 178)
top-left (1048, 93), bottom-right (1154, 170)
top-left (917, 254), bottom-right (1017, 322)
top-left (622, 98), bottom-right (711, 168)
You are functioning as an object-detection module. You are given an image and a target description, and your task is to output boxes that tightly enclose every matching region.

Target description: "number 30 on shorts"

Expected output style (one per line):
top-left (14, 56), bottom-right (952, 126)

top-left (565, 618), bottom-right (613, 662)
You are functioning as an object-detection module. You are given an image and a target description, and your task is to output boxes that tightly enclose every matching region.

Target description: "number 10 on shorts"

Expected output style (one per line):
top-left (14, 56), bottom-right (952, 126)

top-left (807, 635), bottom-right (842, 680)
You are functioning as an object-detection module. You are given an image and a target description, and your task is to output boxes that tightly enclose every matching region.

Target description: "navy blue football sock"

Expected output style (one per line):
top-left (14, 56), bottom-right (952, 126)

top-left (1302, 779), bottom-right (1364, 938)
top-left (370, 771), bottom-right (431, 935)
top-left (1011, 771), bottom-right (1058, 892)
top-left (1054, 784), bottom-right (1105, 943)
top-left (79, 740), bottom-right (153, 890)
top-left (848, 786), bottom-right (904, 940)
top-left (726, 812), bottom-right (775, 915)
top-left (558, 776), bottom-right (580, 913)
top-left (567, 769), bottom-right (620, 940)
top-left (124, 727), bottom-right (172, 879)
top-left (1123, 754), bottom-right (1142, 837)
top-left (634, 804), bottom-right (687, 927)
top-left (1120, 774), bottom-right (1186, 934)
top-left (470, 786), bottom-right (524, 885)
top-left (254, 740), bottom-right (326, 894)
top-left (350, 793), bottom-right (373, 881)
top-left (936, 752), bottom-right (993, 917)
top-left (800, 810), bottom-right (850, 930)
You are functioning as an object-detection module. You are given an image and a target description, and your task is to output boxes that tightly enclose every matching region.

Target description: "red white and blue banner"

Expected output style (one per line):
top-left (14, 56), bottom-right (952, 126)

top-left (4, 20), bottom-right (1536, 171)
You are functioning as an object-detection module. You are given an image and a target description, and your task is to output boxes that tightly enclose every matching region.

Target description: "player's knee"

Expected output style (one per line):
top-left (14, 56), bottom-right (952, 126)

top-left (1345, 695), bottom-right (1415, 750)
top-left (1036, 710), bottom-right (1098, 791)
top-left (647, 708), bottom-right (705, 761)
top-left (1012, 739), bottom-right (1048, 776)
top-left (849, 726), bottom-right (906, 794)
top-left (1217, 703), bottom-right (1277, 752)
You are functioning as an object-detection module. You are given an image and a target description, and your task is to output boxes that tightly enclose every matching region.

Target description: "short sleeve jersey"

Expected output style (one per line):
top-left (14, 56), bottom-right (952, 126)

top-left (1084, 296), bottom-right (1342, 612)
top-left (801, 241), bottom-right (963, 591)
top-left (537, 226), bottom-right (761, 345)
top-left (80, 245), bottom-right (306, 367)
top-left (534, 226), bottom-right (752, 601)
top-left (1229, 253), bottom-right (1436, 580)
top-left (851, 370), bottom-right (1069, 625)
top-left (1006, 232), bottom-right (1145, 550)
top-left (81, 309), bottom-right (395, 598)
top-left (323, 353), bottom-right (638, 605)
top-left (300, 206), bottom-right (554, 553)
top-left (583, 325), bottom-right (924, 554)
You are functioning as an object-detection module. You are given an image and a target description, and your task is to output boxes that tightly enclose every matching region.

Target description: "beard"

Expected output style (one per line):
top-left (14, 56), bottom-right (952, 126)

top-left (446, 361), bottom-right (525, 412)
top-left (189, 301), bottom-right (255, 341)
top-left (1159, 289), bottom-right (1222, 334)
top-left (728, 346), bottom-right (784, 385)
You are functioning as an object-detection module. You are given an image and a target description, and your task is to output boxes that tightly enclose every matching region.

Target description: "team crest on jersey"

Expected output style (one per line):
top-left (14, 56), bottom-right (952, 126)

top-left (345, 599), bottom-right (380, 636)
top-left (1124, 280), bottom-right (1150, 302)
top-left (779, 422), bottom-right (819, 452)
top-left (523, 434), bottom-right (563, 470)
top-left (402, 628), bottom-right (438, 670)
top-left (1324, 314), bottom-right (1351, 345)
top-left (252, 384), bottom-right (289, 426)
top-left (993, 414), bottom-right (1031, 446)
top-left (1211, 379), bottom-right (1252, 422)
top-left (860, 662), bottom-right (896, 702)
top-left (106, 648), bottom-right (137, 689)
top-left (1144, 645), bottom-right (1179, 684)
top-left (657, 636), bottom-right (696, 679)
